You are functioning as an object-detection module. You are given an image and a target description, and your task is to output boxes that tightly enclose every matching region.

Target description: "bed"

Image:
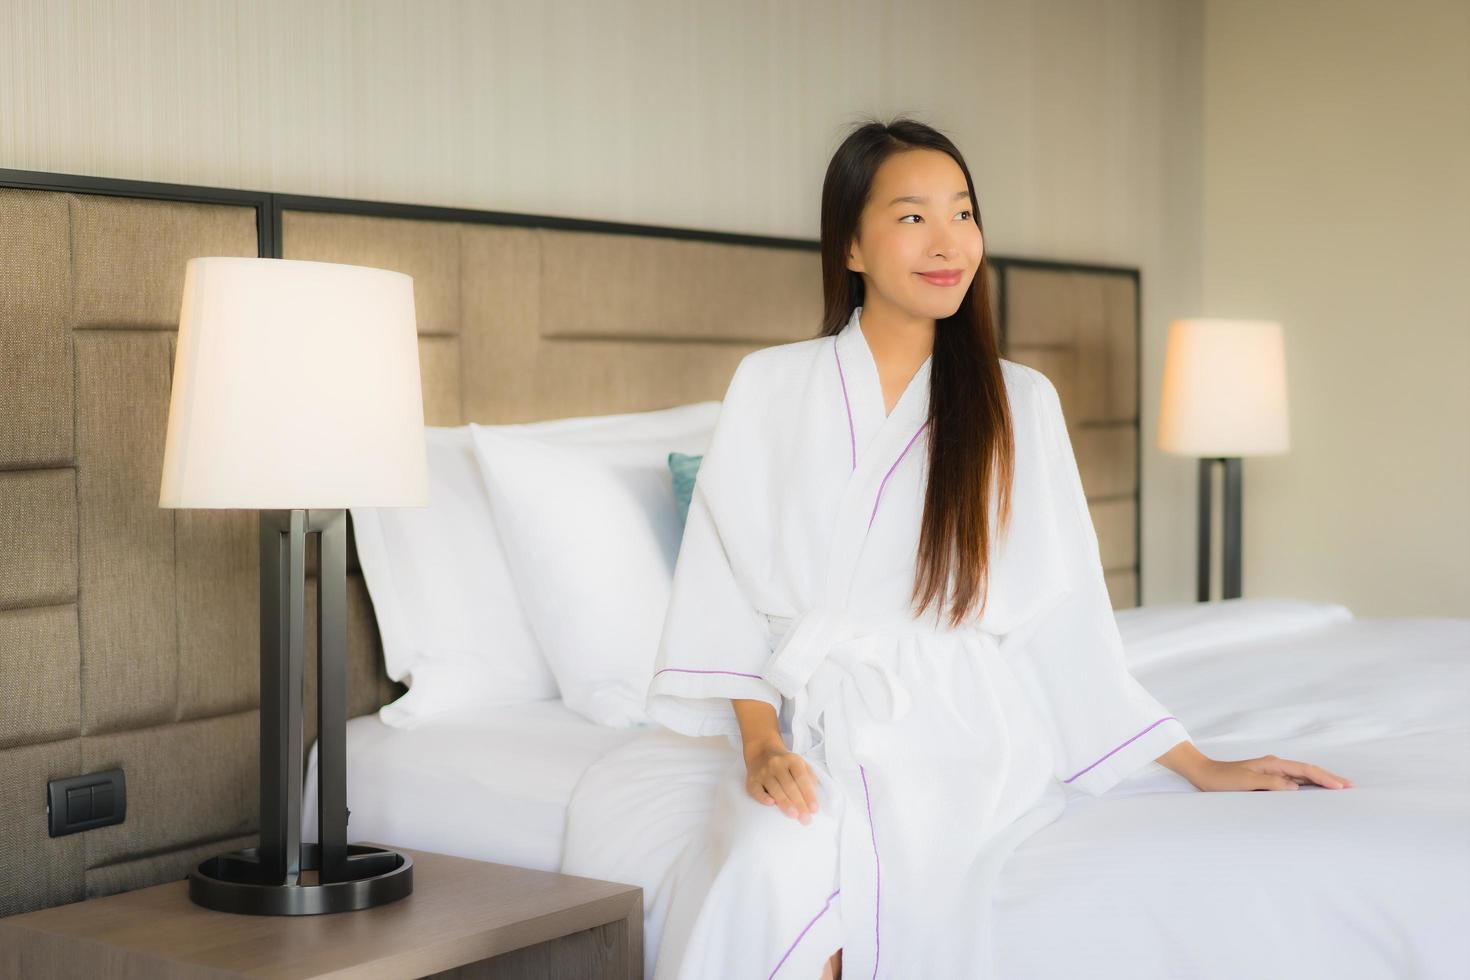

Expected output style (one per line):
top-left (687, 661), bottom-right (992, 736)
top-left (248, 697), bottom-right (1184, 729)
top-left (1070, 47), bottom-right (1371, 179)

top-left (303, 598), bottom-right (1470, 979)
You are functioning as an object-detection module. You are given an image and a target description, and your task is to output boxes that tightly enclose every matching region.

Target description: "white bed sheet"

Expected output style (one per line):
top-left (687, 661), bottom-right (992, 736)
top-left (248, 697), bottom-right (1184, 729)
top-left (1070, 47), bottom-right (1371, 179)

top-left (560, 599), bottom-right (1470, 979)
top-left (302, 698), bottom-right (648, 871)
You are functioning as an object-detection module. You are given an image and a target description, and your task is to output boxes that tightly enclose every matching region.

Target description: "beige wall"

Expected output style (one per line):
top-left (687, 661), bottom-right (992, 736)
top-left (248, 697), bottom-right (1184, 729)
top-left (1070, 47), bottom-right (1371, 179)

top-left (13, 0), bottom-right (1459, 616)
top-left (1201, 0), bottom-right (1469, 616)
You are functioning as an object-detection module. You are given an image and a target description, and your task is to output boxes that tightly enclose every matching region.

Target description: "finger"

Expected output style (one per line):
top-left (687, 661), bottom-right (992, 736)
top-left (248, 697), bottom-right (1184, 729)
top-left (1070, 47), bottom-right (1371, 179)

top-left (1275, 759), bottom-right (1349, 789)
top-left (1259, 774), bottom-right (1298, 791)
top-left (745, 769), bottom-right (777, 804)
top-left (764, 780), bottom-right (797, 815)
top-left (1300, 764), bottom-right (1349, 788)
top-left (788, 758), bottom-right (821, 813)
top-left (1313, 765), bottom-right (1354, 788)
top-left (774, 769), bottom-right (811, 823)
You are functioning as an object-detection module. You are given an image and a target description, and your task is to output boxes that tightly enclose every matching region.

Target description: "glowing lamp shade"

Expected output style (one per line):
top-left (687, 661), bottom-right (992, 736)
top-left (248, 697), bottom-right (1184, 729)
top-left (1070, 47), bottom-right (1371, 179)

top-left (159, 257), bottom-right (428, 509)
top-left (1157, 318), bottom-right (1291, 458)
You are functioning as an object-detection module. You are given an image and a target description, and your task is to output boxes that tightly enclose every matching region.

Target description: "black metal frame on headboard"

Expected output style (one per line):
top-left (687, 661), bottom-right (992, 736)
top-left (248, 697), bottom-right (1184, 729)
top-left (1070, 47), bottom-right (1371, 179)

top-left (0, 167), bottom-right (1144, 603)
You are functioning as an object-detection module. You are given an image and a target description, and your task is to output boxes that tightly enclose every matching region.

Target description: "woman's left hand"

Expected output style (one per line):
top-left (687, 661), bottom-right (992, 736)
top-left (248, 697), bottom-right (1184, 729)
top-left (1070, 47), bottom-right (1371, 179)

top-left (1187, 753), bottom-right (1354, 792)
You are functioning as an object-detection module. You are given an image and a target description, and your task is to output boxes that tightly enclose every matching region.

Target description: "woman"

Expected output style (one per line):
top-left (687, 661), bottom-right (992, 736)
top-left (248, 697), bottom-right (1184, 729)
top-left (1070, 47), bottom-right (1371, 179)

top-left (645, 117), bottom-right (1351, 980)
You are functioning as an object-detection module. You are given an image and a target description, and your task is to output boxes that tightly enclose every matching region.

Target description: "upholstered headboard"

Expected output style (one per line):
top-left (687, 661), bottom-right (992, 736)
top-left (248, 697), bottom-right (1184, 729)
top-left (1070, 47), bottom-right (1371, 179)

top-left (0, 169), bottom-right (1141, 916)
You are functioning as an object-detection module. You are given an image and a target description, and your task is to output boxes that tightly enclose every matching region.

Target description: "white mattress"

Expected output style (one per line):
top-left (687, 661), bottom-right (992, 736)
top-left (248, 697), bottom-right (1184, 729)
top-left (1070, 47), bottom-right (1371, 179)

top-left (302, 698), bottom-right (647, 871)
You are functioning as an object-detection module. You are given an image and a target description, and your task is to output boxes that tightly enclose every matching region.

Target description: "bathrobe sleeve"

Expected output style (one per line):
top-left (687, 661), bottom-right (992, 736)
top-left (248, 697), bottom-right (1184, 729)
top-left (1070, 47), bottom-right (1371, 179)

top-left (645, 359), bottom-right (783, 739)
top-left (1000, 370), bottom-right (1193, 796)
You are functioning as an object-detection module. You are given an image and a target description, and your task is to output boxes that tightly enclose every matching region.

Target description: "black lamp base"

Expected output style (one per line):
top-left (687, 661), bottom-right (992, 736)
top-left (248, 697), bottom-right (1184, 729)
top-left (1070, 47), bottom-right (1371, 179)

top-left (189, 842), bottom-right (413, 916)
top-left (192, 510), bottom-right (413, 916)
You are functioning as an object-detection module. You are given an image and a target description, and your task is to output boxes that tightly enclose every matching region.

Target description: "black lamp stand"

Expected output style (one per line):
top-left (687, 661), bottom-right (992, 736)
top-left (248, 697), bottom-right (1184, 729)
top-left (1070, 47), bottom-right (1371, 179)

top-left (1196, 457), bottom-right (1244, 601)
top-left (187, 509), bottom-right (413, 915)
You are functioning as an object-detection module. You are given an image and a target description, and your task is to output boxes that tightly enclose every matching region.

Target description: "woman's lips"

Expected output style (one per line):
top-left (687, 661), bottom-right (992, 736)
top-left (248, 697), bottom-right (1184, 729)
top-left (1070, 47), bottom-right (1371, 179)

top-left (916, 269), bottom-right (963, 286)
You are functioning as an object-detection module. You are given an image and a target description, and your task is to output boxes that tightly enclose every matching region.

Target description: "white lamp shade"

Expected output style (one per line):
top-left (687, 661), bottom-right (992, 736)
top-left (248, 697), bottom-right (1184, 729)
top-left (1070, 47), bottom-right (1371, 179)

top-left (159, 256), bottom-right (429, 509)
top-left (1157, 318), bottom-right (1291, 457)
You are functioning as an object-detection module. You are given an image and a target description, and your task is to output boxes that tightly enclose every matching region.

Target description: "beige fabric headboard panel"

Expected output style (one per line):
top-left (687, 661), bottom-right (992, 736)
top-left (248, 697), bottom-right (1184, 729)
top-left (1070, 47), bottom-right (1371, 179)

top-left (1001, 263), bottom-right (1142, 607)
top-left (1, 189), bottom-right (272, 914)
top-left (0, 181), bottom-right (1138, 920)
top-left (279, 211), bottom-right (821, 424)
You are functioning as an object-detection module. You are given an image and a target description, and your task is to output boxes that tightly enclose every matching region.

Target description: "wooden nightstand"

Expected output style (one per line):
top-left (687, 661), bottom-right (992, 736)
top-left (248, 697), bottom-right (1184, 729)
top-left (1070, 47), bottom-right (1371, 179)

top-left (0, 842), bottom-right (643, 979)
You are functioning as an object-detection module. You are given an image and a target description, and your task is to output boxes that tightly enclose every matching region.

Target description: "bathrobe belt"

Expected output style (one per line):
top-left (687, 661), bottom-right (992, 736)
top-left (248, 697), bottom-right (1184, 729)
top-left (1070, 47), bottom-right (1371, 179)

top-left (760, 607), bottom-right (914, 757)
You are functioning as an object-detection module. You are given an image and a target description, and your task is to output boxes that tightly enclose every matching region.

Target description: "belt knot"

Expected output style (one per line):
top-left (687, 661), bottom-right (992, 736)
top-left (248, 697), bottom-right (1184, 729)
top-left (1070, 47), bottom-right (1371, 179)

top-left (760, 606), bottom-right (912, 756)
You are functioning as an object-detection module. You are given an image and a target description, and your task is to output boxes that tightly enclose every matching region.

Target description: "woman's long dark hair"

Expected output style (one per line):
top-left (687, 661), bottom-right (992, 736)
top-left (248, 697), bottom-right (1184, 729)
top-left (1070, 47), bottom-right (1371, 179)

top-left (817, 116), bottom-right (1014, 630)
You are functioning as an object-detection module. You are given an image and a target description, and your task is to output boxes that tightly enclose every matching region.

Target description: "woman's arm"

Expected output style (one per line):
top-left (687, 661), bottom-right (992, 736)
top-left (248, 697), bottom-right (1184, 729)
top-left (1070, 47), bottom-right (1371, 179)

top-left (733, 698), bottom-right (822, 824)
top-left (1156, 740), bottom-right (1212, 784)
top-left (732, 697), bottom-right (783, 753)
top-left (1157, 740), bottom-right (1354, 791)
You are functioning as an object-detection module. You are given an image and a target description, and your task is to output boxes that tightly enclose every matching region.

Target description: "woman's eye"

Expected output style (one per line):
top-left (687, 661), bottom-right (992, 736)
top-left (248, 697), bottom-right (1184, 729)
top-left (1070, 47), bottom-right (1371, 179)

top-left (901, 210), bottom-right (973, 223)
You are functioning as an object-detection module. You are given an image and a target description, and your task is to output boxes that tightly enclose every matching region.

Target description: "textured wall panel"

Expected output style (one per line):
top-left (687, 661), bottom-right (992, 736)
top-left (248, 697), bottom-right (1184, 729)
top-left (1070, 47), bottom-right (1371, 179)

top-left (525, 337), bottom-right (751, 421)
top-left (1003, 265), bottom-right (1083, 347)
top-left (70, 195), bottom-right (257, 329)
top-left (176, 509), bottom-right (259, 721)
top-left (85, 832), bottom-right (261, 900)
top-left (1090, 498), bottom-right (1138, 572)
top-left (459, 224), bottom-right (545, 423)
top-left (1005, 345), bottom-right (1078, 415)
top-left (1104, 570), bottom-right (1139, 610)
top-left (75, 332), bottom-right (177, 733)
top-left (535, 228), bottom-right (820, 343)
top-left (0, 604), bottom-right (81, 748)
top-left (79, 709), bottom-right (257, 870)
top-left (1073, 425), bottom-right (1138, 499)
top-left (0, 468), bottom-right (77, 610)
top-left (418, 334), bottom-right (464, 426)
top-left (459, 223), bottom-right (793, 423)
top-left (0, 189), bottom-right (72, 468)
top-left (0, 738), bottom-right (85, 917)
top-left (281, 211), bottom-right (462, 336)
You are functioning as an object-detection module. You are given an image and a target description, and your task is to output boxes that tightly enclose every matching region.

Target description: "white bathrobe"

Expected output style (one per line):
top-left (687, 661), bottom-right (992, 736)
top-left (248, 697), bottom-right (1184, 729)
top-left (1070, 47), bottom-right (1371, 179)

top-left (646, 305), bottom-right (1192, 979)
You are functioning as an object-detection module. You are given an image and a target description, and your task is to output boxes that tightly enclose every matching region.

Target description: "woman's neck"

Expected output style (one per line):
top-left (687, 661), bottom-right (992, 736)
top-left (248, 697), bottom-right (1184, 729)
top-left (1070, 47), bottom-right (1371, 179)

top-left (858, 295), bottom-right (935, 369)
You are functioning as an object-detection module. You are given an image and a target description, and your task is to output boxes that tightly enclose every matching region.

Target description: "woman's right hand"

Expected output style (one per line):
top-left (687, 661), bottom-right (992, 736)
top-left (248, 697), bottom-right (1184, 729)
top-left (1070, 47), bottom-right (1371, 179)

top-left (743, 735), bottom-right (821, 825)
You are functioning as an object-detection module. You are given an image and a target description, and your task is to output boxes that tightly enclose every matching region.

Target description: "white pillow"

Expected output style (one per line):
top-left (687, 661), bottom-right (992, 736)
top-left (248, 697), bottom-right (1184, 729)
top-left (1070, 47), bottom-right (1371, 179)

top-left (355, 403), bottom-right (722, 729)
top-left (468, 402), bottom-right (721, 728)
top-left (351, 427), bottom-right (558, 729)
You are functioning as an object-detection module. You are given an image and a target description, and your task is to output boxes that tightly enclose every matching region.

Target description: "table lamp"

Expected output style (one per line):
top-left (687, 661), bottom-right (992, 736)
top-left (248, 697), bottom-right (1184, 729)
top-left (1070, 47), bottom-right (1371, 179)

top-left (159, 256), bottom-right (428, 915)
top-left (1157, 317), bottom-right (1290, 601)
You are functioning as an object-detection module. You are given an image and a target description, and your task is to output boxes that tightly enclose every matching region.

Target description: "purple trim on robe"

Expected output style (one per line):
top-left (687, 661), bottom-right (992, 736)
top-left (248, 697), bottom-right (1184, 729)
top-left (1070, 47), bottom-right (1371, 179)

top-left (868, 421), bottom-right (930, 531)
top-left (653, 666), bottom-right (764, 680)
top-left (860, 763), bottom-right (881, 978)
top-left (767, 887), bottom-right (842, 979)
top-left (834, 336), bottom-right (857, 471)
top-left (1062, 715), bottom-right (1179, 784)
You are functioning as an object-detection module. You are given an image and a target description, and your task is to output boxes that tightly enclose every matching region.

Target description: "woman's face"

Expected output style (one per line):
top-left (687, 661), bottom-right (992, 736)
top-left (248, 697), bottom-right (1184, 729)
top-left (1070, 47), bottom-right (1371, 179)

top-left (846, 148), bottom-right (984, 321)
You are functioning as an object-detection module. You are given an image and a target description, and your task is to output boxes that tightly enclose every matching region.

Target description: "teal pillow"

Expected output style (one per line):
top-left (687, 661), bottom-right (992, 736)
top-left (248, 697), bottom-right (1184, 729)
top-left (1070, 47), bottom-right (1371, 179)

top-left (667, 451), bottom-right (703, 535)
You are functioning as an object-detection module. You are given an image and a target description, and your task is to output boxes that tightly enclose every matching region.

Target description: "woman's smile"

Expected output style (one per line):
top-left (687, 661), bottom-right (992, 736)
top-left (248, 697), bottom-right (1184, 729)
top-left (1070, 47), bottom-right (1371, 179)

top-left (915, 268), bottom-right (963, 286)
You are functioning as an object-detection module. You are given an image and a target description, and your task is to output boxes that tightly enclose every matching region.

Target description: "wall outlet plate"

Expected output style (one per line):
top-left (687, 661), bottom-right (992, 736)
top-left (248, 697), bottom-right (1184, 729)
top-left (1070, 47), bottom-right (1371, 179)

top-left (47, 768), bottom-right (126, 837)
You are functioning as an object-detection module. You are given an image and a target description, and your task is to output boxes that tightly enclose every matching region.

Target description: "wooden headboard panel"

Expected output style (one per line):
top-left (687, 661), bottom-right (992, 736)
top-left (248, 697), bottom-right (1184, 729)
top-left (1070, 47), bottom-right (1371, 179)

top-left (0, 169), bottom-right (1140, 916)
